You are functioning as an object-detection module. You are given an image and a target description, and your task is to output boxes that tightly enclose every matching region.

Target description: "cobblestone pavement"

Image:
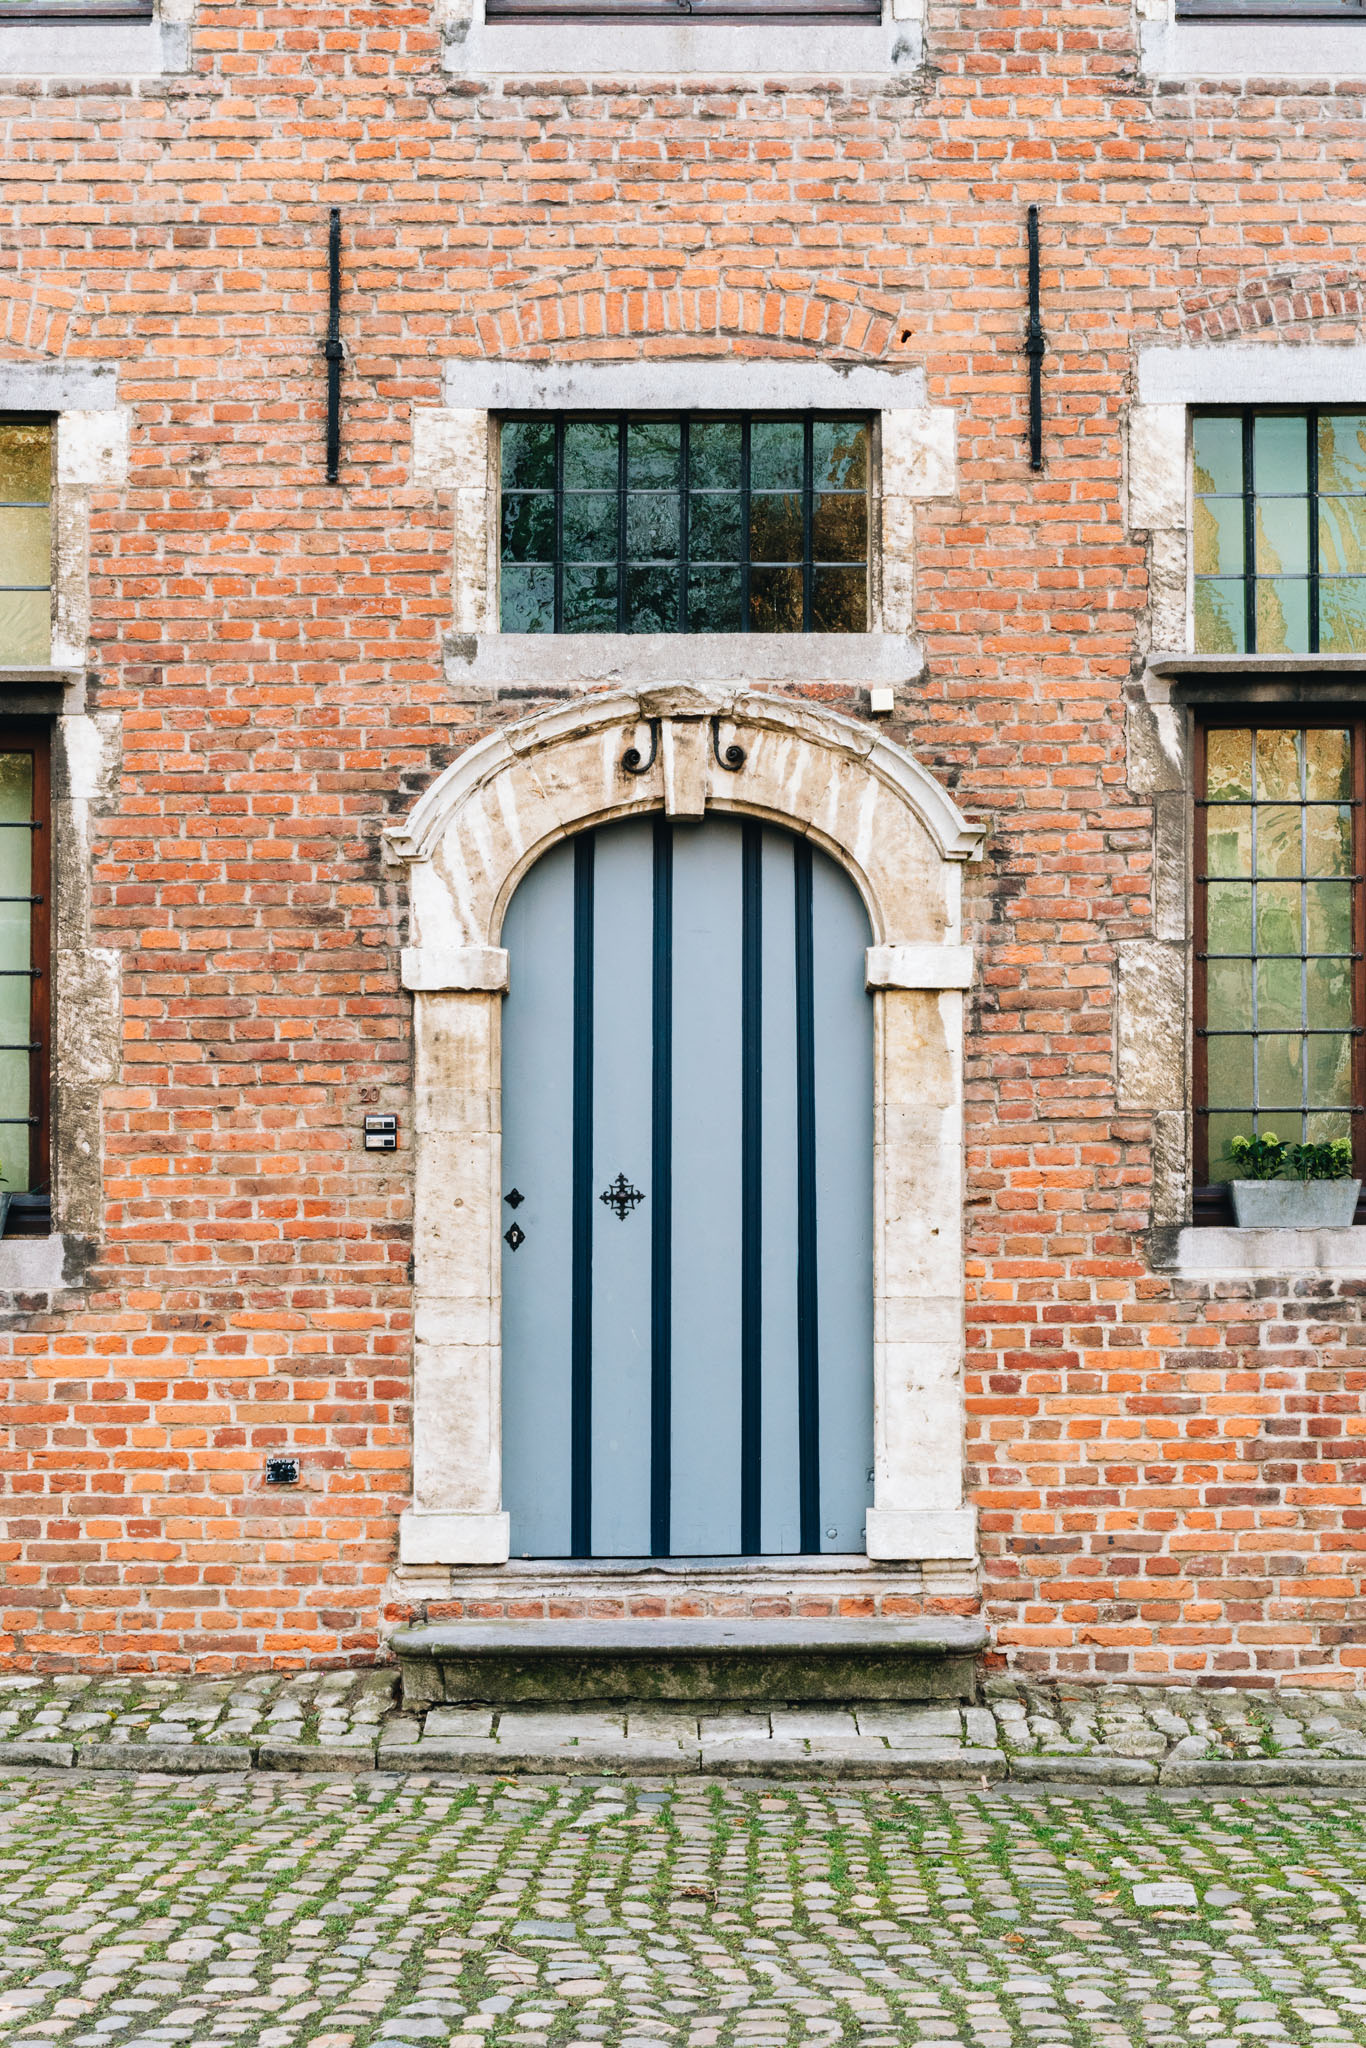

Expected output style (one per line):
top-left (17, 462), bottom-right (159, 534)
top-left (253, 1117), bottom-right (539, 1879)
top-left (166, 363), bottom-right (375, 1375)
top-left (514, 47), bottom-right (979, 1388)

top-left (7, 1674), bottom-right (1366, 1785)
top-left (6, 1768), bottom-right (1366, 2048)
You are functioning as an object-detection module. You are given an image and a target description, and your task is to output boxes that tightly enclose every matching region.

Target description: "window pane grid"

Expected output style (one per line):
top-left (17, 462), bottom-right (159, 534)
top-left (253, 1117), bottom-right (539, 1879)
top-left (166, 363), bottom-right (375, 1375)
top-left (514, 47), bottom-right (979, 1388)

top-left (500, 413), bottom-right (869, 635)
top-left (1197, 722), bottom-right (1364, 1186)
top-left (1194, 409), bottom-right (1366, 654)
top-left (0, 421), bottom-right (52, 668)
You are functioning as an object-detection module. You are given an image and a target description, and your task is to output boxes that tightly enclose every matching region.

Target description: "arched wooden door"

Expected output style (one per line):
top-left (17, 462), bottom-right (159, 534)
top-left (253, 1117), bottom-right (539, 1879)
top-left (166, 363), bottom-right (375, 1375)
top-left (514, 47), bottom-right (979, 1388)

top-left (499, 814), bottom-right (873, 1558)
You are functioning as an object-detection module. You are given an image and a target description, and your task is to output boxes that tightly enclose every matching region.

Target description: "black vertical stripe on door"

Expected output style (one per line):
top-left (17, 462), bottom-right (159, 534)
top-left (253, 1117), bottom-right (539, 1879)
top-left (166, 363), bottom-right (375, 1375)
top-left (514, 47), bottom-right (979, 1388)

top-left (793, 836), bottom-right (820, 1552)
top-left (740, 820), bottom-right (764, 1553)
top-left (650, 818), bottom-right (673, 1558)
top-left (570, 830), bottom-right (595, 1557)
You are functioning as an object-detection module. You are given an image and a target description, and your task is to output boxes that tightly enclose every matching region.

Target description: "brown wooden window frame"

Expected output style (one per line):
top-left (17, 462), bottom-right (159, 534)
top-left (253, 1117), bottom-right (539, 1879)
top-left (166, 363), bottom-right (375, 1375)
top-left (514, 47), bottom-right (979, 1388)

top-left (1193, 709), bottom-right (1366, 1228)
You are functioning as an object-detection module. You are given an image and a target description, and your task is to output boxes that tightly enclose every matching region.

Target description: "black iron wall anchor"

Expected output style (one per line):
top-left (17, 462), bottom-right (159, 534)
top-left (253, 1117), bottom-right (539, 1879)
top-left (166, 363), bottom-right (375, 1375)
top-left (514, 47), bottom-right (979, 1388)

top-left (1025, 203), bottom-right (1046, 473)
top-left (323, 206), bottom-right (343, 485)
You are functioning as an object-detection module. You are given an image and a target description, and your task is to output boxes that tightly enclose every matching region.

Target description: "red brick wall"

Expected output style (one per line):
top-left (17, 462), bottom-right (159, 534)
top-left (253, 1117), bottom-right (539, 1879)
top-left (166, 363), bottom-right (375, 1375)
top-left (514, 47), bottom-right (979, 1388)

top-left (2, 0), bottom-right (1364, 1680)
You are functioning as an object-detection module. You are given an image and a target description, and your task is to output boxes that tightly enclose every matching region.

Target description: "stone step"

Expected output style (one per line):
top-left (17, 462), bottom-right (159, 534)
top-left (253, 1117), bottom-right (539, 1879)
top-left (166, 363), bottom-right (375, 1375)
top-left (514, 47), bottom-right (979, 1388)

top-left (391, 1616), bottom-right (986, 1707)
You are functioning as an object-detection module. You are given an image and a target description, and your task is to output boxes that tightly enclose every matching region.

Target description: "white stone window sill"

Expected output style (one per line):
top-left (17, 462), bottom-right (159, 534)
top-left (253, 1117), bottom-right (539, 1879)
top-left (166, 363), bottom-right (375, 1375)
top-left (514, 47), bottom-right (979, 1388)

top-left (0, 1236), bottom-right (74, 1293)
top-left (1141, 17), bottom-right (1366, 76)
top-left (444, 631), bottom-right (922, 690)
top-left (443, 15), bottom-right (921, 77)
top-left (1176, 1225), bottom-right (1366, 1277)
top-left (0, 14), bottom-right (187, 76)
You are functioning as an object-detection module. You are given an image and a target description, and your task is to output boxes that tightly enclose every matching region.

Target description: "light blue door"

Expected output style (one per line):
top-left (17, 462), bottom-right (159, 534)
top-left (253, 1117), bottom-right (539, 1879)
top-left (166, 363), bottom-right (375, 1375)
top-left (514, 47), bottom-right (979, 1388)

top-left (500, 814), bottom-right (873, 1558)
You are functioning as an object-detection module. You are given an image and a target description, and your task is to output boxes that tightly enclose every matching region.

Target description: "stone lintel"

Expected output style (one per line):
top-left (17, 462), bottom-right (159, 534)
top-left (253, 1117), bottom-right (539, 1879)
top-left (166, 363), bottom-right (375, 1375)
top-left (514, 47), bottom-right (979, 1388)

top-left (442, 631), bottom-right (925, 689)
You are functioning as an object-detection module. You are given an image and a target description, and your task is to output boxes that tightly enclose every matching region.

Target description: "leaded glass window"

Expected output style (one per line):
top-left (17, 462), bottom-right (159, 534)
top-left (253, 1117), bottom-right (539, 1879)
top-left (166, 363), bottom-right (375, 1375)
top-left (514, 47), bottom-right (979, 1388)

top-left (1196, 721), bottom-right (1364, 1187)
top-left (0, 421), bottom-right (51, 666)
top-left (1193, 410), bottom-right (1366, 654)
top-left (499, 415), bottom-right (869, 634)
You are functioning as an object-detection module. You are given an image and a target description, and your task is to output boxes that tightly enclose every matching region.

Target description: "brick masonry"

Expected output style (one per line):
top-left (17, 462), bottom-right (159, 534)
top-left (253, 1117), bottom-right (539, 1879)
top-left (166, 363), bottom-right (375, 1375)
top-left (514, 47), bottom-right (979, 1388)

top-left (2, 0), bottom-right (1365, 1683)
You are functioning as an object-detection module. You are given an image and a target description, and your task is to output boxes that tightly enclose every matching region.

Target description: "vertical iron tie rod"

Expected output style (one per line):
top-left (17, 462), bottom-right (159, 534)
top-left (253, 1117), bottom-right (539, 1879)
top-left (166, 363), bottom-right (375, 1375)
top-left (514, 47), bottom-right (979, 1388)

top-left (1025, 203), bottom-right (1046, 473)
top-left (323, 207), bottom-right (343, 485)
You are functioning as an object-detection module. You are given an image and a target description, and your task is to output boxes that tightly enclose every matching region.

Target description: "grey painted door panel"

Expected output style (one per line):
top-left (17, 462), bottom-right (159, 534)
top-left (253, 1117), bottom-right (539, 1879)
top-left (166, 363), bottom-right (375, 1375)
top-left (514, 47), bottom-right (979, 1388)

top-left (500, 814), bottom-right (873, 1558)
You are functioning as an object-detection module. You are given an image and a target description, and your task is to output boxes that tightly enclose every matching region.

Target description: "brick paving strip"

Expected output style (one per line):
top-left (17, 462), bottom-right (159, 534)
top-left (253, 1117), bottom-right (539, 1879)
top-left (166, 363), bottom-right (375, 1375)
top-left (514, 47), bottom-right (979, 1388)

top-left (5, 1674), bottom-right (1366, 1787)
top-left (4, 1767), bottom-right (1366, 2048)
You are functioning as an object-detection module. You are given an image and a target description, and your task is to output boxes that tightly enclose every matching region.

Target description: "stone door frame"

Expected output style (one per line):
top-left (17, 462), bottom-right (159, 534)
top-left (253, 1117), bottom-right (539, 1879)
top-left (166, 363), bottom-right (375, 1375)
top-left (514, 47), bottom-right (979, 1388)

top-left (384, 684), bottom-right (985, 1569)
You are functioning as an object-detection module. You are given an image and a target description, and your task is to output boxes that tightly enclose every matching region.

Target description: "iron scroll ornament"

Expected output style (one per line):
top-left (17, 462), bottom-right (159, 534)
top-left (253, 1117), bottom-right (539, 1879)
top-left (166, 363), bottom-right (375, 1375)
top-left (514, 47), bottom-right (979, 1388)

top-left (621, 722), bottom-right (660, 775)
top-left (600, 1172), bottom-right (644, 1221)
top-left (711, 717), bottom-right (746, 771)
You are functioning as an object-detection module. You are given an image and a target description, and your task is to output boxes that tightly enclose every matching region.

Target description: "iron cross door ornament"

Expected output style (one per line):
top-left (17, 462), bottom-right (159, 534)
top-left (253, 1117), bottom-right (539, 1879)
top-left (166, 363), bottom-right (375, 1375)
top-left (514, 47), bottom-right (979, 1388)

top-left (600, 1172), bottom-right (644, 1220)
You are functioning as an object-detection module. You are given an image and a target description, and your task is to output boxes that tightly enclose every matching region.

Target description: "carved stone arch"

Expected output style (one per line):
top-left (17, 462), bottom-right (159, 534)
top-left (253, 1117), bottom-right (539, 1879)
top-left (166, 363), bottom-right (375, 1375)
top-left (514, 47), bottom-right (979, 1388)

top-left (386, 685), bottom-right (985, 1570)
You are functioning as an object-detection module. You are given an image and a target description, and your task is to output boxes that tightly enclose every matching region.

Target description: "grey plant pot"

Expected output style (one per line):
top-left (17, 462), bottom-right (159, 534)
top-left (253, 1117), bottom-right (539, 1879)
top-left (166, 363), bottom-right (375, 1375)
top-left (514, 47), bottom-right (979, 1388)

top-left (1230, 1178), bottom-right (1362, 1228)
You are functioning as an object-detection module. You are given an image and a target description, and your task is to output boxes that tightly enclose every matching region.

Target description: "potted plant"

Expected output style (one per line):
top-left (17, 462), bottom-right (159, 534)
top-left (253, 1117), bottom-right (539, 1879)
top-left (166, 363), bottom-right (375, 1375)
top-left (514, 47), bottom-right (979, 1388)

top-left (1228, 1131), bottom-right (1361, 1228)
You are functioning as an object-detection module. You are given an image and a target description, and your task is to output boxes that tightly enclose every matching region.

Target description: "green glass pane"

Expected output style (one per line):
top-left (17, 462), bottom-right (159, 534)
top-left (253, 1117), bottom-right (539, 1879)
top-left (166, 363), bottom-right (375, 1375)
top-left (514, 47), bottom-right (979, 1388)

top-left (1206, 881), bottom-right (1252, 956)
top-left (500, 492), bottom-right (555, 564)
top-left (1318, 578), bottom-right (1366, 653)
top-left (0, 1048), bottom-right (30, 1192)
top-left (563, 422), bottom-right (618, 491)
top-left (688, 492), bottom-right (741, 562)
top-left (749, 421), bottom-right (803, 492)
top-left (1306, 880), bottom-right (1353, 954)
top-left (1317, 499), bottom-right (1366, 575)
top-left (1193, 579), bottom-right (1245, 653)
top-left (626, 422), bottom-right (680, 492)
top-left (0, 591), bottom-right (48, 665)
top-left (500, 420), bottom-right (555, 493)
top-left (811, 567), bottom-right (866, 633)
top-left (1193, 414), bottom-right (1243, 496)
top-left (690, 422), bottom-right (742, 491)
top-left (0, 423), bottom-right (50, 505)
top-left (1308, 1032), bottom-right (1353, 1107)
top-left (749, 567), bottom-right (802, 633)
top-left (562, 565), bottom-right (617, 633)
top-left (1255, 727), bottom-right (1300, 800)
top-left (812, 492), bottom-right (867, 564)
top-left (0, 753), bottom-right (34, 834)
top-left (1206, 806), bottom-right (1252, 877)
top-left (1306, 956), bottom-right (1352, 1030)
top-left (1258, 1033), bottom-right (1304, 1110)
top-left (1206, 728), bottom-right (1252, 802)
top-left (625, 495), bottom-right (679, 564)
top-left (1256, 956), bottom-right (1302, 1030)
top-left (749, 493), bottom-right (802, 564)
top-left (1206, 1112), bottom-right (1244, 1183)
top-left (1304, 726), bottom-right (1351, 801)
top-left (1255, 804), bottom-right (1301, 877)
top-left (1317, 413), bottom-right (1366, 495)
top-left (0, 984), bottom-right (27, 1044)
top-left (1207, 1035), bottom-right (1254, 1110)
top-left (0, 507), bottom-right (50, 588)
top-left (625, 565), bottom-right (678, 634)
top-left (1255, 577), bottom-right (1310, 653)
top-left (1306, 1109), bottom-right (1353, 1147)
top-left (0, 904), bottom-right (31, 978)
top-left (1254, 497), bottom-right (1309, 575)
top-left (1305, 803), bottom-right (1352, 877)
top-left (1254, 413), bottom-right (1308, 494)
top-left (1193, 497), bottom-right (1245, 577)
top-left (686, 566), bottom-right (742, 632)
top-left (562, 492), bottom-right (617, 564)
top-left (812, 420), bottom-right (867, 491)
top-left (1206, 957), bottom-right (1252, 1028)
top-left (499, 563), bottom-right (554, 633)
top-left (1256, 881), bottom-right (1302, 954)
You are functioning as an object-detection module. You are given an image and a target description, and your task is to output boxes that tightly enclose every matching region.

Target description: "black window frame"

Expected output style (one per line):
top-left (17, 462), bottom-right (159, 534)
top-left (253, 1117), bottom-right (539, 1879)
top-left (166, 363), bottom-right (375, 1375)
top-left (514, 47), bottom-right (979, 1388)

top-left (0, 722), bottom-right (52, 1239)
top-left (1192, 405), bottom-right (1366, 658)
top-left (1177, 0), bottom-right (1365, 16)
top-left (0, 1), bottom-right (152, 18)
top-left (498, 411), bottom-right (873, 637)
